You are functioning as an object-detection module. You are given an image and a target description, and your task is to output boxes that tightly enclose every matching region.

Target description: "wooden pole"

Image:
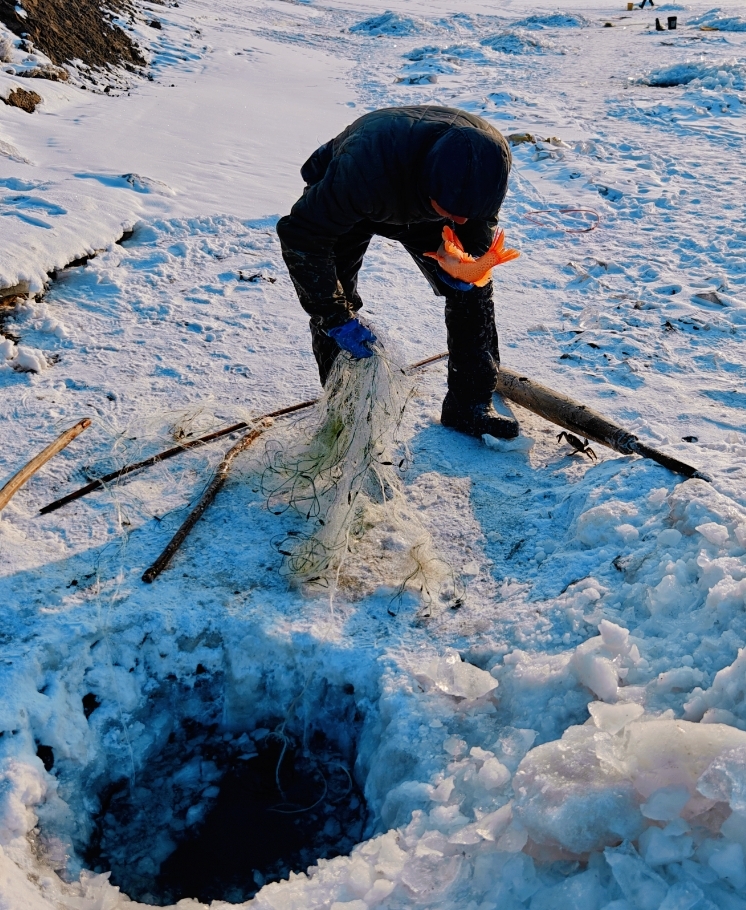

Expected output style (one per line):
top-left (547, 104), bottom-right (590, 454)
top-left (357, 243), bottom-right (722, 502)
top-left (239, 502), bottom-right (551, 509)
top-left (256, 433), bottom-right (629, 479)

top-left (141, 425), bottom-right (266, 583)
top-left (0, 419), bottom-right (91, 512)
top-left (404, 351), bottom-right (448, 372)
top-left (494, 367), bottom-right (708, 481)
top-left (39, 400), bottom-right (317, 516)
top-left (39, 354), bottom-right (450, 516)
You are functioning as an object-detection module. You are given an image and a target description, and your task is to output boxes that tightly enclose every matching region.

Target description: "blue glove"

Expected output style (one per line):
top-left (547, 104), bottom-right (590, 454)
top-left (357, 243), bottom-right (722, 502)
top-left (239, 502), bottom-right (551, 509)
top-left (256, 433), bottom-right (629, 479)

top-left (327, 318), bottom-right (377, 359)
top-left (436, 266), bottom-right (474, 293)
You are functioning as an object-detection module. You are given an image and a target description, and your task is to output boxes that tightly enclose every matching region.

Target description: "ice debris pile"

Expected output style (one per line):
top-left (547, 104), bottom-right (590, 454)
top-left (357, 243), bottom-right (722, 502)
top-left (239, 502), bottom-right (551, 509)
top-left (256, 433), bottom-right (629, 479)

top-left (3, 614), bottom-right (746, 908)
top-left (252, 684), bottom-right (746, 909)
top-left (510, 12), bottom-right (589, 30)
top-left (480, 31), bottom-right (557, 56)
top-left (0, 297), bottom-right (70, 374)
top-left (634, 59), bottom-right (746, 91)
top-left (688, 9), bottom-right (746, 32)
top-left (349, 12), bottom-right (428, 38)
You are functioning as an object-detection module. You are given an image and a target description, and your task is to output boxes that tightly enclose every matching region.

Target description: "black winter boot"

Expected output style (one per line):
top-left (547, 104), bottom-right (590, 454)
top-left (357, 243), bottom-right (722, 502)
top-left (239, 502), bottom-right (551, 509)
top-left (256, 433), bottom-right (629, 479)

top-left (441, 392), bottom-right (519, 439)
top-left (444, 283), bottom-right (501, 402)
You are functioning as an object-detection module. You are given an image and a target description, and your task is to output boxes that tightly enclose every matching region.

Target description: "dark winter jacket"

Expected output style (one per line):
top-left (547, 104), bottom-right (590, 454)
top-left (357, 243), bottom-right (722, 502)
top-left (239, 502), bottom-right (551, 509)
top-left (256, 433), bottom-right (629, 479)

top-left (276, 105), bottom-right (512, 325)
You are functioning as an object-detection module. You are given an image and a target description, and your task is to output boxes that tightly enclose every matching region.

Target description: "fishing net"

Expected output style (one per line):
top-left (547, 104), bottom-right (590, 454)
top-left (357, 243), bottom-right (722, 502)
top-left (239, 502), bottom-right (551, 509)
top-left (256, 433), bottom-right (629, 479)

top-left (259, 349), bottom-right (457, 614)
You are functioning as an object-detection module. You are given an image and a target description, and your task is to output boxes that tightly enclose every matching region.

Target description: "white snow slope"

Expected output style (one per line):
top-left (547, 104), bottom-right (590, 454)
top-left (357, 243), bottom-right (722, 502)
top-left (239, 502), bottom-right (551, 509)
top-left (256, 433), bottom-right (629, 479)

top-left (1, 0), bottom-right (746, 908)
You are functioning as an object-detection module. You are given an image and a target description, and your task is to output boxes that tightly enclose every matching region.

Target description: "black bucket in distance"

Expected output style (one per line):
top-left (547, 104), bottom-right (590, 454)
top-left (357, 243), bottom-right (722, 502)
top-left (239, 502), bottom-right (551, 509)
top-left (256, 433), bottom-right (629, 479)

top-left (667, 16), bottom-right (677, 29)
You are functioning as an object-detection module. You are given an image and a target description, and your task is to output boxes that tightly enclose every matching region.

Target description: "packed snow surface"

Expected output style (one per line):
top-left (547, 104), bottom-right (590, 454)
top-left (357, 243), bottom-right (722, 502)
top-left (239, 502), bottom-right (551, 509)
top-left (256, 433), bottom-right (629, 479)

top-left (2, 0), bottom-right (746, 908)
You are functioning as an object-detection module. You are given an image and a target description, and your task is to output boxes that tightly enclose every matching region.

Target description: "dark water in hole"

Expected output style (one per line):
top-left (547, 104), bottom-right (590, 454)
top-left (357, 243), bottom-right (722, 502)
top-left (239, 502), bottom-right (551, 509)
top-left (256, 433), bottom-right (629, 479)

top-left (86, 723), bottom-right (366, 906)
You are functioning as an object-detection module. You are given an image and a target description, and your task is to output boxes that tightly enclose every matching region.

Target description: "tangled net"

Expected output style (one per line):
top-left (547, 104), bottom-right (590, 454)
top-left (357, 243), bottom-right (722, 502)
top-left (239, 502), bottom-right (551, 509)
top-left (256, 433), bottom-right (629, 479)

top-left (259, 349), bottom-right (457, 614)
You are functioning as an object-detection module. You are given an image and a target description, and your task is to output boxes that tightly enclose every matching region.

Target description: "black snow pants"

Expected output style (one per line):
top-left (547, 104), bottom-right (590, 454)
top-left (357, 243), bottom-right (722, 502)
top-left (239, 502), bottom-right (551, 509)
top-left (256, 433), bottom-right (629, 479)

top-left (308, 220), bottom-right (501, 404)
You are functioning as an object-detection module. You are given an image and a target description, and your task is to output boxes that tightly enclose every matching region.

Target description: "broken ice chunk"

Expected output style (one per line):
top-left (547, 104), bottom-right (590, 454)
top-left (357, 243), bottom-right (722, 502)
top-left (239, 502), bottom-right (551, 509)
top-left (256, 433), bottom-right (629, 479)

top-left (697, 746), bottom-right (746, 813)
top-left (616, 524), bottom-right (639, 543)
top-left (400, 852), bottom-right (462, 897)
top-left (571, 638), bottom-right (619, 702)
top-left (430, 776), bottom-right (455, 803)
top-left (492, 727), bottom-right (537, 772)
top-left (483, 434), bottom-right (534, 453)
top-left (373, 831), bottom-right (408, 879)
top-left (658, 881), bottom-right (704, 910)
top-left (185, 804), bottom-right (204, 826)
top-left (598, 620), bottom-right (630, 654)
top-left (588, 701), bottom-right (644, 735)
top-left (575, 501), bottom-right (639, 548)
top-left (657, 528), bottom-right (682, 548)
top-left (495, 819), bottom-right (528, 853)
top-left (443, 736), bottom-right (466, 758)
top-left (363, 878), bottom-right (395, 904)
top-left (721, 810), bottom-right (746, 847)
top-left (638, 825), bottom-right (694, 865)
top-left (604, 842), bottom-right (668, 909)
top-left (447, 823), bottom-right (482, 845)
top-left (641, 785), bottom-right (690, 821)
top-left (416, 649), bottom-right (498, 701)
top-left (469, 746), bottom-right (493, 762)
top-left (477, 757), bottom-right (511, 790)
top-left (514, 718), bottom-right (746, 855)
top-left (696, 522), bottom-right (729, 547)
top-left (475, 802), bottom-right (512, 841)
top-left (345, 855), bottom-right (374, 897)
top-left (708, 842), bottom-right (746, 890)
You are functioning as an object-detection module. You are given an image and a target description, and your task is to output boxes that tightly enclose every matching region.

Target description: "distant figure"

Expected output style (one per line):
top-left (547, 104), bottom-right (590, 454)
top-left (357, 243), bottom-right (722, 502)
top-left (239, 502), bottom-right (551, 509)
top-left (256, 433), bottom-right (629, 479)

top-left (277, 105), bottom-right (520, 439)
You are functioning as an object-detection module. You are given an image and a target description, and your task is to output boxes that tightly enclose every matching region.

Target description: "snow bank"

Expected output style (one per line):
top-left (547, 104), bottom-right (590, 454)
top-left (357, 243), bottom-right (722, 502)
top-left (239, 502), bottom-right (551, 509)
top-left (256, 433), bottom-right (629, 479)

top-left (350, 12), bottom-right (428, 37)
top-left (480, 31), bottom-right (557, 56)
top-left (0, 178), bottom-right (141, 295)
top-left (511, 13), bottom-right (589, 30)
top-left (634, 59), bottom-right (746, 91)
top-left (0, 24), bottom-right (68, 82)
top-left (689, 8), bottom-right (746, 31)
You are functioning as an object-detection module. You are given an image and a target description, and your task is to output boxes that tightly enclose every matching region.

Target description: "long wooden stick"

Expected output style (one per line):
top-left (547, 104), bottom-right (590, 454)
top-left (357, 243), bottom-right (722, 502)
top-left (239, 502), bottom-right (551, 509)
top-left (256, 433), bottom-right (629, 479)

top-left (39, 354), bottom-right (449, 516)
top-left (495, 367), bottom-right (708, 481)
top-left (141, 425), bottom-right (266, 583)
top-left (405, 351), bottom-right (448, 372)
top-left (39, 400), bottom-right (316, 516)
top-left (0, 419), bottom-right (91, 512)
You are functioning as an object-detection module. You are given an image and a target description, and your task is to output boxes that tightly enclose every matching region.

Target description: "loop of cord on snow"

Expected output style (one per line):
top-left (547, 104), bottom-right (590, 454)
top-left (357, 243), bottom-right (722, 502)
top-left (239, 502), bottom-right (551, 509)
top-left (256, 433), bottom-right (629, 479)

top-left (523, 207), bottom-right (601, 233)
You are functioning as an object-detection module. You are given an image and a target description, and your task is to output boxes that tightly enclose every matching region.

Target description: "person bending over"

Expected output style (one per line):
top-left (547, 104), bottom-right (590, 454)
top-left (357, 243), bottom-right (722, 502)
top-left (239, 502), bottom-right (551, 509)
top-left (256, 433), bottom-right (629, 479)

top-left (277, 104), bottom-right (519, 439)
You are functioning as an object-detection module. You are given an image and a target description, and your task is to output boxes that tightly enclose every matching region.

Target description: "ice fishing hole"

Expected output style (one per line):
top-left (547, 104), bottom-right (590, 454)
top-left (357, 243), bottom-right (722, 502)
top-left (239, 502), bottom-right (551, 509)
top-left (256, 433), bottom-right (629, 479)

top-left (81, 687), bottom-right (367, 905)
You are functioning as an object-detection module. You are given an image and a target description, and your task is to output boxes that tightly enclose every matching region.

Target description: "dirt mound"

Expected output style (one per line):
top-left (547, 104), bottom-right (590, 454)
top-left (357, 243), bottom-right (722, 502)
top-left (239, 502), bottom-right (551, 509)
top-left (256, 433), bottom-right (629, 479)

top-left (2, 86), bottom-right (41, 111)
top-left (0, 0), bottom-right (144, 70)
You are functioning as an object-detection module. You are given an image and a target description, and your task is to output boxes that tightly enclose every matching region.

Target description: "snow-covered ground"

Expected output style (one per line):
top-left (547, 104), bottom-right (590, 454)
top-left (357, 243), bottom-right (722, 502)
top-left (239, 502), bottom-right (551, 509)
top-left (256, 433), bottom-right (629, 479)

top-left (1, 0), bottom-right (746, 907)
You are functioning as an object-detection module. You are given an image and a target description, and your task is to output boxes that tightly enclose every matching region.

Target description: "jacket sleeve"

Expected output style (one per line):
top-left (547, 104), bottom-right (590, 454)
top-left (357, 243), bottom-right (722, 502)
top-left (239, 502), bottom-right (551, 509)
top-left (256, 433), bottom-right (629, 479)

top-left (277, 151), bottom-right (382, 325)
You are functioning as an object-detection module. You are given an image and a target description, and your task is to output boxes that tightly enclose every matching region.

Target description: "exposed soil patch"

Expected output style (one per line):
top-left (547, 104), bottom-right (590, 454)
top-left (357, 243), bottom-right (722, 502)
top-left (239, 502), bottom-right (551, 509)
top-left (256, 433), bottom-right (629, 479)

top-left (0, 282), bottom-right (29, 303)
top-left (0, 0), bottom-right (145, 70)
top-left (2, 87), bottom-right (41, 112)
